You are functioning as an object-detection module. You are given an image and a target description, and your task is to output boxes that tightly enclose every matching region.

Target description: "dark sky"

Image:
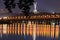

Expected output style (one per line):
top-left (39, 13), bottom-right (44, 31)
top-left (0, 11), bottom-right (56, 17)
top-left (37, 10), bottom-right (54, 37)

top-left (0, 0), bottom-right (60, 13)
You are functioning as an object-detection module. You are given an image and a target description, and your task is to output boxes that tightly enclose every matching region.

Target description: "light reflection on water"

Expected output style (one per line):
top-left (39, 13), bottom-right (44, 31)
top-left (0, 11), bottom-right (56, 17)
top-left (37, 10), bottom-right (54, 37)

top-left (0, 22), bottom-right (59, 40)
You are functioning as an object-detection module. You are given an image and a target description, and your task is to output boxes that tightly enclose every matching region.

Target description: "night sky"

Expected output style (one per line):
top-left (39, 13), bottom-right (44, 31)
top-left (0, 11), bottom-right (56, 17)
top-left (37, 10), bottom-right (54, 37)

top-left (0, 0), bottom-right (60, 14)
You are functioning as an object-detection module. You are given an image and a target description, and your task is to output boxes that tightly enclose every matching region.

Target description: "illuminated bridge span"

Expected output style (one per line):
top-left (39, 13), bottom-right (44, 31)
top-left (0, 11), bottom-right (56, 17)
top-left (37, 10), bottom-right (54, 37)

top-left (0, 12), bottom-right (60, 21)
top-left (0, 13), bottom-right (60, 39)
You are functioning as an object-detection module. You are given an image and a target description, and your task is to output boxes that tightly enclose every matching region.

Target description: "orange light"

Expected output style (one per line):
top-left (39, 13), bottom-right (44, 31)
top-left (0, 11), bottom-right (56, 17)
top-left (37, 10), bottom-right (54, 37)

top-left (3, 24), bottom-right (7, 34)
top-left (55, 25), bottom-right (59, 38)
top-left (3, 17), bottom-right (7, 19)
top-left (0, 24), bottom-right (2, 34)
top-left (18, 23), bottom-right (21, 35)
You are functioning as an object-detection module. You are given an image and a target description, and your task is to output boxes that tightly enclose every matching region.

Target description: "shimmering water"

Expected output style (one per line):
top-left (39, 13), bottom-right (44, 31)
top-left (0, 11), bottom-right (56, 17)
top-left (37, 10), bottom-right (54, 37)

top-left (0, 21), bottom-right (59, 40)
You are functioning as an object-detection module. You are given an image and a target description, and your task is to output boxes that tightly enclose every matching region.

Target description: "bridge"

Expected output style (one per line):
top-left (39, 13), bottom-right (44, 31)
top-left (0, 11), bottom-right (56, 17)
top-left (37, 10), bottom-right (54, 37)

top-left (0, 12), bottom-right (60, 40)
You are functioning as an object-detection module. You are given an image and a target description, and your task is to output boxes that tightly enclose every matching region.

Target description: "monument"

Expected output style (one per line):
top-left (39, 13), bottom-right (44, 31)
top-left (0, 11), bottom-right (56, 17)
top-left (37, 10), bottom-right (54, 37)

top-left (33, 2), bottom-right (38, 14)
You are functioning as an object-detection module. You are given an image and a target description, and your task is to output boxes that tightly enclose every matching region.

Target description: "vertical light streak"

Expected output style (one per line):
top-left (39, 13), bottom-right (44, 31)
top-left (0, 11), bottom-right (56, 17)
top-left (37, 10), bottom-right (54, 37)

top-left (12, 23), bottom-right (15, 34)
top-left (55, 25), bottom-right (59, 38)
top-left (21, 21), bottom-right (24, 35)
top-left (3, 24), bottom-right (7, 34)
top-left (32, 22), bottom-right (36, 40)
top-left (7, 24), bottom-right (10, 34)
top-left (25, 23), bottom-right (27, 35)
top-left (36, 24), bottom-right (39, 36)
top-left (10, 24), bottom-right (12, 34)
top-left (15, 23), bottom-right (17, 34)
top-left (18, 23), bottom-right (21, 35)
top-left (24, 23), bottom-right (25, 35)
top-left (43, 24), bottom-right (46, 36)
top-left (27, 22), bottom-right (30, 35)
top-left (48, 25), bottom-right (50, 36)
top-left (39, 24), bottom-right (43, 36)
top-left (42, 24), bottom-right (44, 36)
top-left (46, 25), bottom-right (50, 37)
top-left (0, 24), bottom-right (2, 34)
top-left (0, 24), bottom-right (2, 38)
top-left (30, 23), bottom-right (33, 36)
top-left (21, 23), bottom-right (22, 35)
top-left (27, 21), bottom-right (31, 35)
top-left (51, 23), bottom-right (55, 38)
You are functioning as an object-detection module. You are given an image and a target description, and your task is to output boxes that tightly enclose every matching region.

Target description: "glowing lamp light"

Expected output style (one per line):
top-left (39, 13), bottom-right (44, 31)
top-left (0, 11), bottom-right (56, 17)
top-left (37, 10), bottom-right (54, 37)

top-left (3, 17), bottom-right (7, 19)
top-left (52, 22), bottom-right (55, 25)
top-left (51, 21), bottom-right (55, 25)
